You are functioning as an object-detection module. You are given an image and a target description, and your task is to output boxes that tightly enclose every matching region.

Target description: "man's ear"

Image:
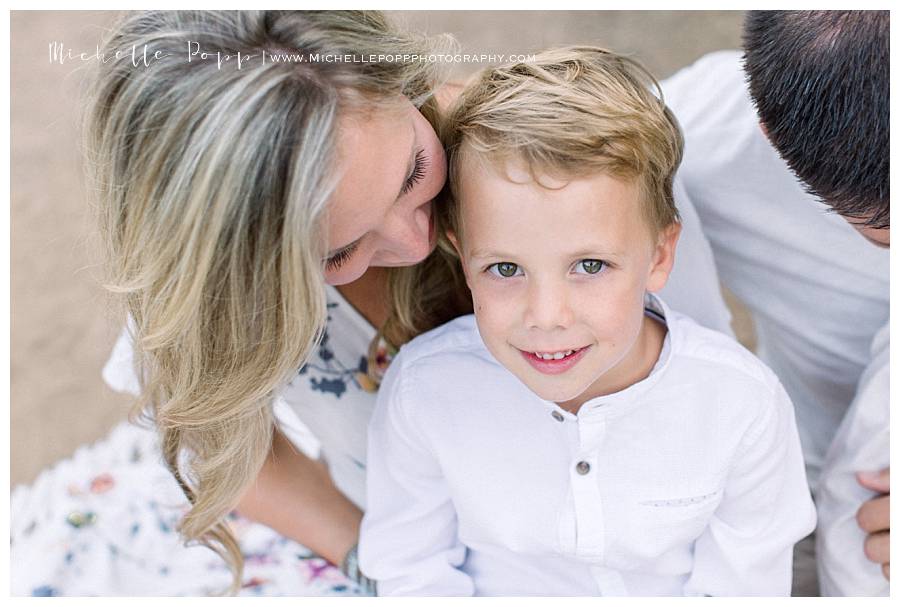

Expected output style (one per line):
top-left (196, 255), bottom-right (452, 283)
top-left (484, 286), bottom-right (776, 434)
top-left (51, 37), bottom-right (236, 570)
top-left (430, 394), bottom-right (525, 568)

top-left (646, 222), bottom-right (681, 293)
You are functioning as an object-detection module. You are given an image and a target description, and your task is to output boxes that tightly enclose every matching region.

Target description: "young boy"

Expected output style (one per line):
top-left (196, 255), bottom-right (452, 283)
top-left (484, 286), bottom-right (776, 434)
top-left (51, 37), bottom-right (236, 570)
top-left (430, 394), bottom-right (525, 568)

top-left (358, 47), bottom-right (816, 596)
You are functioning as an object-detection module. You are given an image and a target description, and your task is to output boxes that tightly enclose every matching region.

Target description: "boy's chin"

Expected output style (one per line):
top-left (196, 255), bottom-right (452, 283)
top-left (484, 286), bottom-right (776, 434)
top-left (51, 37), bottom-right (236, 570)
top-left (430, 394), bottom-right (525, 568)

top-left (518, 377), bottom-right (588, 407)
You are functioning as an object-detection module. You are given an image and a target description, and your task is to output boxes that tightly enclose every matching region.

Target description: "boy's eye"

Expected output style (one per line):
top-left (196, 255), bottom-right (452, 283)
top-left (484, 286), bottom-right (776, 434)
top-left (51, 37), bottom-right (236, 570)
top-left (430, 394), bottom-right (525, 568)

top-left (488, 262), bottom-right (522, 278)
top-left (574, 259), bottom-right (605, 275)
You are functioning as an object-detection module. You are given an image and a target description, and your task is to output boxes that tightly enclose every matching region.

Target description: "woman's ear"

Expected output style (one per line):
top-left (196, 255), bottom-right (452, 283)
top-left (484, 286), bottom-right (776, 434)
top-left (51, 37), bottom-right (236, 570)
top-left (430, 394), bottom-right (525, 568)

top-left (646, 222), bottom-right (681, 293)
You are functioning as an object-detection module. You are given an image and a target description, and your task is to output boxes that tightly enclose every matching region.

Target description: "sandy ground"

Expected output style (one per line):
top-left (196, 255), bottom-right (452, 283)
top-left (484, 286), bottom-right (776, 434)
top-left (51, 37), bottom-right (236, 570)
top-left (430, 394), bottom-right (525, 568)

top-left (10, 10), bottom-right (749, 486)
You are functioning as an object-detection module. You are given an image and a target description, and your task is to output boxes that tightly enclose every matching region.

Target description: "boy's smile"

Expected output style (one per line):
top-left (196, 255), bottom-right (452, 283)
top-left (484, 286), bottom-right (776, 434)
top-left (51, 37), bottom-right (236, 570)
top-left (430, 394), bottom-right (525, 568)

top-left (520, 345), bottom-right (591, 375)
top-left (451, 156), bottom-right (679, 414)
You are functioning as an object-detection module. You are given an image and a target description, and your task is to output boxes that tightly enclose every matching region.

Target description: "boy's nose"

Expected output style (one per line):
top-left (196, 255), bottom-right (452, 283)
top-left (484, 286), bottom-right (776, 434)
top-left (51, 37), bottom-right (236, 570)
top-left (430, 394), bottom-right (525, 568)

top-left (524, 282), bottom-right (574, 331)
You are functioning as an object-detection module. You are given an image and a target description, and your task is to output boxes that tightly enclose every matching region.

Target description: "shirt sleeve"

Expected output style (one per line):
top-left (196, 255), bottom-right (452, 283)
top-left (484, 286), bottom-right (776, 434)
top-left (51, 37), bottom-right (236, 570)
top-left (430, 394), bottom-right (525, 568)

top-left (683, 380), bottom-right (817, 596)
top-left (358, 354), bottom-right (474, 596)
top-left (816, 325), bottom-right (889, 596)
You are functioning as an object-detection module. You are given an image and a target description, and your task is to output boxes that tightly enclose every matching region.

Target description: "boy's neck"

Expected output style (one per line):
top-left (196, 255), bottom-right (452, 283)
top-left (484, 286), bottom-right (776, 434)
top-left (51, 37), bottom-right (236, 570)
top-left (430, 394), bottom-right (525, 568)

top-left (556, 312), bottom-right (667, 415)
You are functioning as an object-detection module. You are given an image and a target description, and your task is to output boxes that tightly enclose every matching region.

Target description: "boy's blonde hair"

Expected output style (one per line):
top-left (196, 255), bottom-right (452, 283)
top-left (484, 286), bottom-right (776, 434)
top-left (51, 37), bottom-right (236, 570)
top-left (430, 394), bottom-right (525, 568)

top-left (442, 46), bottom-right (683, 236)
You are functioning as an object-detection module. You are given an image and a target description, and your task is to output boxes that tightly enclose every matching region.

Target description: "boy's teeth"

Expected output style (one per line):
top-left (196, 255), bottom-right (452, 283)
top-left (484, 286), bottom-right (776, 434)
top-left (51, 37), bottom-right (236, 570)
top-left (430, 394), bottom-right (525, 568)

top-left (535, 349), bottom-right (576, 360)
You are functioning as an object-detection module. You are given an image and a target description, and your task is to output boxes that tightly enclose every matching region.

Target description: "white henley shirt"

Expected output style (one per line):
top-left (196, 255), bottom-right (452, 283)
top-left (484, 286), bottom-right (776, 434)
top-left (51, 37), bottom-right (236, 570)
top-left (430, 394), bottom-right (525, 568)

top-left (360, 296), bottom-right (817, 596)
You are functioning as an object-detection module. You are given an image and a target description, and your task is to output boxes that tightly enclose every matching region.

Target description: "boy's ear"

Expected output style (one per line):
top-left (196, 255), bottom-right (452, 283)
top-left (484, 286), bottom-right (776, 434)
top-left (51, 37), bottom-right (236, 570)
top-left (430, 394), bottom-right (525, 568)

top-left (446, 229), bottom-right (472, 286)
top-left (646, 222), bottom-right (681, 293)
top-left (446, 228), bottom-right (461, 254)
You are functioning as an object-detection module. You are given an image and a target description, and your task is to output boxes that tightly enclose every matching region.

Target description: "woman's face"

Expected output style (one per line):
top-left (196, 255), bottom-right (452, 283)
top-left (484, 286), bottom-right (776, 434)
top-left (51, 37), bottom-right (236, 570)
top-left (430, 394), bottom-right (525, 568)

top-left (324, 98), bottom-right (447, 285)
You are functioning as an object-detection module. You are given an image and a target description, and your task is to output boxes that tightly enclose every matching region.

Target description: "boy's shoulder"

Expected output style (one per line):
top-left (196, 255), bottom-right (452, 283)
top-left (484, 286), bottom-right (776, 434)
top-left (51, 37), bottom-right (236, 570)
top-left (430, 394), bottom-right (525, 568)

top-left (394, 314), bottom-right (495, 373)
top-left (385, 315), bottom-right (515, 416)
top-left (666, 306), bottom-right (781, 396)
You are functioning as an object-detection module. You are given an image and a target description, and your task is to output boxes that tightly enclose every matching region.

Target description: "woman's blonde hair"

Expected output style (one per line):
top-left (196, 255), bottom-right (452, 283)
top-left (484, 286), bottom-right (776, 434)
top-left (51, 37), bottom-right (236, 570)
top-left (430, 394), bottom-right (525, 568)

top-left (385, 46), bottom-right (683, 346)
top-left (84, 10), bottom-right (452, 594)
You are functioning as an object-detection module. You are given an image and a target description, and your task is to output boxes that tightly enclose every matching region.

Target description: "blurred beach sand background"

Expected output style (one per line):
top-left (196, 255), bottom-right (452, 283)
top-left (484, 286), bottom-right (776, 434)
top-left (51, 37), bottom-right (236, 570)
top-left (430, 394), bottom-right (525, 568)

top-left (11, 10), bottom-right (749, 486)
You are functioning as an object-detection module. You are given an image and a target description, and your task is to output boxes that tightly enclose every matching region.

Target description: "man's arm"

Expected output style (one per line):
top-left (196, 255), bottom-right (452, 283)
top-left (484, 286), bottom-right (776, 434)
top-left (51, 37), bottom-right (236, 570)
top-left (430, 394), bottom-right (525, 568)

top-left (815, 324), bottom-right (889, 595)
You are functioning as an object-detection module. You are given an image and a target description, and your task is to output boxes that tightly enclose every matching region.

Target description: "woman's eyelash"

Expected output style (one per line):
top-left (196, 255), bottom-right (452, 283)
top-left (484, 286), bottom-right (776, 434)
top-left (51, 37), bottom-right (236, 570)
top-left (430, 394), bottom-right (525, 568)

top-left (399, 149), bottom-right (428, 197)
top-left (325, 241), bottom-right (360, 272)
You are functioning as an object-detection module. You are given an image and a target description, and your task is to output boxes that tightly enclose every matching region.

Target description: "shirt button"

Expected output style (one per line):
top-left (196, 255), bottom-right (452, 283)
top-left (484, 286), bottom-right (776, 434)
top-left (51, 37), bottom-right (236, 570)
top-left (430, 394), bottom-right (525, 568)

top-left (551, 411), bottom-right (565, 422)
top-left (576, 461), bottom-right (591, 475)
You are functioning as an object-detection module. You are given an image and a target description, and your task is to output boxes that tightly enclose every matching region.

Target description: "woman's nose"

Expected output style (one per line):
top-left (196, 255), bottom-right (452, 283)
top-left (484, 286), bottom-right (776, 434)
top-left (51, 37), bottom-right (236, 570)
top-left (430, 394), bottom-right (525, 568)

top-left (379, 201), bottom-right (432, 264)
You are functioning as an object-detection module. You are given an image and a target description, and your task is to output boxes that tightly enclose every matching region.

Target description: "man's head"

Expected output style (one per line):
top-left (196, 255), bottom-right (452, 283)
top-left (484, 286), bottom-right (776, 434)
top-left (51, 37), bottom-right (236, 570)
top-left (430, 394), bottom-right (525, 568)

top-left (743, 10), bottom-right (889, 244)
top-left (438, 47), bottom-right (683, 410)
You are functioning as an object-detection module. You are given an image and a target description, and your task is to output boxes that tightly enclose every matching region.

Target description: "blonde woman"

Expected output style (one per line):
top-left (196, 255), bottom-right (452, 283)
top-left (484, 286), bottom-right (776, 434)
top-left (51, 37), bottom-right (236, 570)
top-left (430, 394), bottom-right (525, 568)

top-left (79, 9), bottom-right (732, 597)
top-left (86, 10), bottom-right (464, 595)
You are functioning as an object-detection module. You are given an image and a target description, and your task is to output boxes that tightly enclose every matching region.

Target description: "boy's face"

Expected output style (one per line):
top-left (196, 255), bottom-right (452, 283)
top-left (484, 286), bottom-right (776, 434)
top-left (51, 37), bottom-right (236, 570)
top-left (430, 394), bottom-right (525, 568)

top-left (450, 157), bottom-right (679, 410)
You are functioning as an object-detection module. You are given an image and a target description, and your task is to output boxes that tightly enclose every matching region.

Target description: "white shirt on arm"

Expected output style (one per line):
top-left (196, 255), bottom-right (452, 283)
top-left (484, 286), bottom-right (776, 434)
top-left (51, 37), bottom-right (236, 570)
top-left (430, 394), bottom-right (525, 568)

top-left (359, 295), bottom-right (816, 596)
top-left (661, 49), bottom-right (889, 494)
top-left (661, 51), bottom-right (890, 597)
top-left (816, 322), bottom-right (889, 596)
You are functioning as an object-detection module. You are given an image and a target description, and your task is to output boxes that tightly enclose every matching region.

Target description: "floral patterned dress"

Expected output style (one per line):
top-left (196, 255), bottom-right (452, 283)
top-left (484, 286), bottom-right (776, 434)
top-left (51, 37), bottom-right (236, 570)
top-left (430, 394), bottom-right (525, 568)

top-left (11, 286), bottom-right (386, 596)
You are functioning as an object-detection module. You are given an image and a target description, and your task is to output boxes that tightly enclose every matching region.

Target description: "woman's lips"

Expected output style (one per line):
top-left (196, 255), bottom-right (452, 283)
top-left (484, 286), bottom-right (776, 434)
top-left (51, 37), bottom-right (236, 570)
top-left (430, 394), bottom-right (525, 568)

top-left (519, 346), bottom-right (590, 375)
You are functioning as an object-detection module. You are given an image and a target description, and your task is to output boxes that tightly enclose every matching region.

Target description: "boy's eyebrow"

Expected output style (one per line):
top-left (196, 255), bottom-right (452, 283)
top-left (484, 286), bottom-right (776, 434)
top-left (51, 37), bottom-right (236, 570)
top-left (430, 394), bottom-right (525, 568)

top-left (568, 248), bottom-right (621, 259)
top-left (467, 248), bottom-right (516, 260)
top-left (467, 247), bottom-right (621, 260)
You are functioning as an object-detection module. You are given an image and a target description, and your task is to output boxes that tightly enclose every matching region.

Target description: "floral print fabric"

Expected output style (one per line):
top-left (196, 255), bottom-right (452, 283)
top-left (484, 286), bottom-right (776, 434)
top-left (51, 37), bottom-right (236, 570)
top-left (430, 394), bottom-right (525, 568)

top-left (11, 422), bottom-right (370, 596)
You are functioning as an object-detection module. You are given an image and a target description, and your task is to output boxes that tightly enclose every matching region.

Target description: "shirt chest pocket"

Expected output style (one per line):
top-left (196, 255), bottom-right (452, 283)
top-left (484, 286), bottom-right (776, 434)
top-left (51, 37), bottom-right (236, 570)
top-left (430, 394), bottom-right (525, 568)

top-left (608, 488), bottom-right (723, 569)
